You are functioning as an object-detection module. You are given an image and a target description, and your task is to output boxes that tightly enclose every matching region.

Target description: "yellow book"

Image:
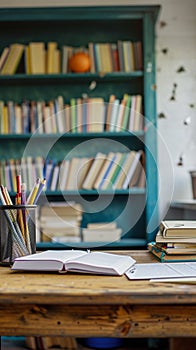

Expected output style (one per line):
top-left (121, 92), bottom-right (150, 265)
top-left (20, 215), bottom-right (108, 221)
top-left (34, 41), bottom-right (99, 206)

top-left (53, 49), bottom-right (61, 73)
top-left (87, 97), bottom-right (105, 132)
top-left (99, 43), bottom-right (112, 73)
top-left (0, 100), bottom-right (4, 133)
top-left (47, 42), bottom-right (57, 74)
top-left (3, 105), bottom-right (9, 134)
top-left (0, 47), bottom-right (10, 72)
top-left (24, 45), bottom-right (31, 74)
top-left (1, 43), bottom-right (24, 75)
top-left (29, 42), bottom-right (45, 74)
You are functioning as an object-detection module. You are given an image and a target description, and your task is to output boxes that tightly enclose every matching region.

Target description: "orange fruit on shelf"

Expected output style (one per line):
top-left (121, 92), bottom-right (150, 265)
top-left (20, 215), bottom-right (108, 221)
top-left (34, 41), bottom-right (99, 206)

top-left (69, 52), bottom-right (91, 73)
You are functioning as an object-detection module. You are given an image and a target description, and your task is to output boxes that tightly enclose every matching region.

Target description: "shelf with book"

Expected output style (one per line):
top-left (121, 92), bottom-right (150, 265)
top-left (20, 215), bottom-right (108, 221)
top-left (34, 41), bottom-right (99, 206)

top-left (0, 5), bottom-right (160, 249)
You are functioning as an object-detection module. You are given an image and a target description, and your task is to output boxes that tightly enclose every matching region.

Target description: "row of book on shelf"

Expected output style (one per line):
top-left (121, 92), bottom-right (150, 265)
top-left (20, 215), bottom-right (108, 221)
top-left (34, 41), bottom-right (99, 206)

top-left (148, 220), bottom-right (196, 262)
top-left (0, 40), bottom-right (143, 75)
top-left (0, 94), bottom-right (143, 134)
top-left (39, 202), bottom-right (122, 243)
top-left (0, 150), bottom-right (145, 193)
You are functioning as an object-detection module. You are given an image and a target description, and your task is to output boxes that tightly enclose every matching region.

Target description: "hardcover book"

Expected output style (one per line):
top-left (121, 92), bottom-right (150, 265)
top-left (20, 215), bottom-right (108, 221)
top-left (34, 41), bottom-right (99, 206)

top-left (156, 230), bottom-right (196, 244)
top-left (151, 242), bottom-right (196, 255)
top-left (0, 43), bottom-right (24, 75)
top-left (148, 242), bottom-right (196, 262)
top-left (160, 221), bottom-right (196, 238)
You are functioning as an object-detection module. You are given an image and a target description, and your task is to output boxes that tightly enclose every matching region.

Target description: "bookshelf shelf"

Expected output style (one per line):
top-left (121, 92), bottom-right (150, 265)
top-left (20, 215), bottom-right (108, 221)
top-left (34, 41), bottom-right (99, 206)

top-left (36, 238), bottom-right (147, 250)
top-left (8, 188), bottom-right (146, 198)
top-left (0, 131), bottom-right (145, 139)
top-left (46, 188), bottom-right (146, 196)
top-left (0, 71), bottom-right (143, 82)
top-left (0, 5), bottom-right (160, 249)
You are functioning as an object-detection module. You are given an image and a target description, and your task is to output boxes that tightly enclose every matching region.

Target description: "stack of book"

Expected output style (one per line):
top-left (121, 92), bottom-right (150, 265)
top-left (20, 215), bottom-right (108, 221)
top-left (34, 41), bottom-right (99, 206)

top-left (39, 202), bottom-right (83, 243)
top-left (148, 220), bottom-right (196, 262)
top-left (82, 221), bottom-right (122, 242)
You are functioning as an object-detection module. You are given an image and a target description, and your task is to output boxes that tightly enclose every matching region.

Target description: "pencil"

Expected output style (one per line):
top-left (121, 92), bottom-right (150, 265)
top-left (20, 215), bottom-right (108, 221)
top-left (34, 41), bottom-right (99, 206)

top-left (27, 178), bottom-right (40, 205)
top-left (34, 178), bottom-right (46, 204)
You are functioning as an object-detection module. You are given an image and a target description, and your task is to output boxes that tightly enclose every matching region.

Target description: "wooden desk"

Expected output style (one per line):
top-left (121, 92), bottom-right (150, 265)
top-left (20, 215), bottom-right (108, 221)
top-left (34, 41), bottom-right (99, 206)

top-left (0, 250), bottom-right (196, 339)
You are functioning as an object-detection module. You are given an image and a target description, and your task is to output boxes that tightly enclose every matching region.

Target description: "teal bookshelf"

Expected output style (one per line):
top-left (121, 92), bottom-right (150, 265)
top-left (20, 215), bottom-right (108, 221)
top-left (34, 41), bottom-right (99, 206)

top-left (0, 5), bottom-right (160, 248)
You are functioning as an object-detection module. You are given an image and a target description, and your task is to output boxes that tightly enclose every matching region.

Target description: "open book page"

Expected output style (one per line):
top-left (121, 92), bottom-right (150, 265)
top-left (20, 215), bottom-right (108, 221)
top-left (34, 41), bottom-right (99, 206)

top-left (65, 252), bottom-right (136, 275)
top-left (125, 262), bottom-right (196, 280)
top-left (11, 250), bottom-right (87, 271)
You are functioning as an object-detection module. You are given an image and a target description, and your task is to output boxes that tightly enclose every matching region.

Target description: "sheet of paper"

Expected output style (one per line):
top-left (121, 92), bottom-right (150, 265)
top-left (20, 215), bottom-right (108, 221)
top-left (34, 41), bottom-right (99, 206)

top-left (125, 262), bottom-right (196, 280)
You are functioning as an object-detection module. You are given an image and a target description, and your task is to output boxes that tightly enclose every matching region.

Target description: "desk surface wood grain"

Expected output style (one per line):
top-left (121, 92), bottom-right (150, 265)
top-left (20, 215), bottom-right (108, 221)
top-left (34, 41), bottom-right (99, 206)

top-left (0, 250), bottom-right (196, 338)
top-left (0, 250), bottom-right (195, 305)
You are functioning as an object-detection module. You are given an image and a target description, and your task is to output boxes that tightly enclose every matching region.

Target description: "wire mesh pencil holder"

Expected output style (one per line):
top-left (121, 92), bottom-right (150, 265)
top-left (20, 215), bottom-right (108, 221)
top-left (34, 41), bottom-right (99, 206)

top-left (0, 205), bottom-right (37, 266)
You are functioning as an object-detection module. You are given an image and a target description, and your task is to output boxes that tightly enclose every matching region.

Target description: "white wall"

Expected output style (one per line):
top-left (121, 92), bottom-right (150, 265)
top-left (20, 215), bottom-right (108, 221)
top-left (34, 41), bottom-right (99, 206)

top-left (0, 0), bottom-right (196, 221)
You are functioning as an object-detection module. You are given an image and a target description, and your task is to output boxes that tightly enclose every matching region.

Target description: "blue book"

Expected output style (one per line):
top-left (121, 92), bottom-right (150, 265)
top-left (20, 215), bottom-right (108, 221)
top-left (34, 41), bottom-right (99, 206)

top-left (44, 159), bottom-right (56, 191)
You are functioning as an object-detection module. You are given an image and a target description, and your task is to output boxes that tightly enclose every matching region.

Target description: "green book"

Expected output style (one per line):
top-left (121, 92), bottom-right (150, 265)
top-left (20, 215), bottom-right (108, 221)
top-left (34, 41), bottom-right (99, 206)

top-left (121, 94), bottom-right (132, 131)
top-left (106, 152), bottom-right (127, 190)
top-left (70, 98), bottom-right (77, 133)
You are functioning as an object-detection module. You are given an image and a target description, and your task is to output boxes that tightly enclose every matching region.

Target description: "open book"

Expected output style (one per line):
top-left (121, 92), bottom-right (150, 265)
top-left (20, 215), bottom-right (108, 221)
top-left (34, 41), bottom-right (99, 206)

top-left (11, 250), bottom-right (136, 275)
